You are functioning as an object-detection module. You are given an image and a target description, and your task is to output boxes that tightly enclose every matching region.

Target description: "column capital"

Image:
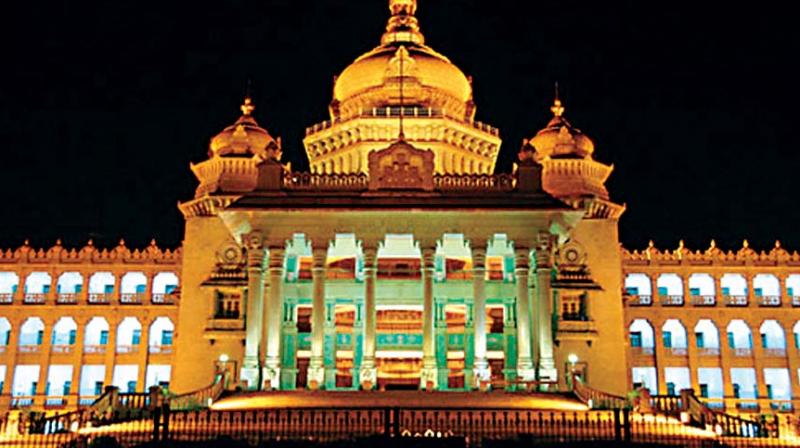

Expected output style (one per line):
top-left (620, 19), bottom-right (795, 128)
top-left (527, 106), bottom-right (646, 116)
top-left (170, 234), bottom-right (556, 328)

top-left (362, 244), bottom-right (378, 270)
top-left (312, 245), bottom-right (328, 270)
top-left (421, 246), bottom-right (436, 270)
top-left (267, 246), bottom-right (285, 270)
top-left (471, 246), bottom-right (487, 270)
top-left (514, 247), bottom-right (530, 271)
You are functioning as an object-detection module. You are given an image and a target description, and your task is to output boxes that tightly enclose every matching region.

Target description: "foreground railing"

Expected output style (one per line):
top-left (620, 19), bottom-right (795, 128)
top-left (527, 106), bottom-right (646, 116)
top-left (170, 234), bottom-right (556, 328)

top-left (573, 375), bottom-right (629, 410)
top-left (168, 372), bottom-right (227, 411)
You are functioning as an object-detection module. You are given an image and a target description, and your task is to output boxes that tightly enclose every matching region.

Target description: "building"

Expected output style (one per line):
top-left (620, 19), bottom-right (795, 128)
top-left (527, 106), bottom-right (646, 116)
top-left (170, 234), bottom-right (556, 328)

top-left (0, 0), bottom-right (796, 415)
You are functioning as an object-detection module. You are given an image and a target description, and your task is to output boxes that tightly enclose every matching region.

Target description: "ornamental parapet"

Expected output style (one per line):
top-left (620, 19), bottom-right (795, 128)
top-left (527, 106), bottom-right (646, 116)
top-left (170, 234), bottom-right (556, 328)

top-left (0, 239), bottom-right (181, 266)
top-left (621, 240), bottom-right (800, 267)
top-left (281, 171), bottom-right (517, 193)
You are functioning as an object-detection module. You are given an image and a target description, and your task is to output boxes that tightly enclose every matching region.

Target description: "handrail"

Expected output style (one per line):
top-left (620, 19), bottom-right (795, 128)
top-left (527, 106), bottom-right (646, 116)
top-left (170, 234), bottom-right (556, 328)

top-left (572, 375), bottom-right (629, 410)
top-left (168, 371), bottom-right (228, 411)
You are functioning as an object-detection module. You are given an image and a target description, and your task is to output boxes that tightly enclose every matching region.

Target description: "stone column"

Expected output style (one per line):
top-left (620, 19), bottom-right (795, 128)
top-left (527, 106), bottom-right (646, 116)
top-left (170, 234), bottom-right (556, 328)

top-left (308, 245), bottom-right (328, 389)
top-left (420, 246), bottom-right (438, 390)
top-left (514, 247), bottom-right (535, 382)
top-left (471, 245), bottom-right (491, 388)
top-left (359, 245), bottom-right (378, 389)
top-left (535, 235), bottom-right (557, 384)
top-left (136, 317), bottom-right (151, 392)
top-left (241, 232), bottom-right (265, 390)
top-left (103, 317), bottom-right (118, 390)
top-left (69, 318), bottom-right (88, 406)
top-left (263, 245), bottom-right (285, 390)
top-left (719, 327), bottom-right (736, 410)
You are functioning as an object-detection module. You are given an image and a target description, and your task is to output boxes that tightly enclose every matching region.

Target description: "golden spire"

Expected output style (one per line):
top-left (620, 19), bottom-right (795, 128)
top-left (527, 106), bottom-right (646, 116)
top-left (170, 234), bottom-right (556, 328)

top-left (240, 97), bottom-right (255, 116)
top-left (382, 0), bottom-right (424, 45)
top-left (551, 82), bottom-right (565, 118)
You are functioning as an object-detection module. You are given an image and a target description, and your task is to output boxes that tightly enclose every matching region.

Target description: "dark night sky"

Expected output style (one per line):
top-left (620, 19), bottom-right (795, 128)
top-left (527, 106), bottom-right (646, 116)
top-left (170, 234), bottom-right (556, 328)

top-left (0, 0), bottom-right (797, 251)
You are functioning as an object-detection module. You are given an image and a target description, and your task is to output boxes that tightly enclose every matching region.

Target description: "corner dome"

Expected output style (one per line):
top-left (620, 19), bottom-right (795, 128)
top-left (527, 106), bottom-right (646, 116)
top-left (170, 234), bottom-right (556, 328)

top-left (330, 0), bottom-right (474, 120)
top-left (528, 98), bottom-right (595, 162)
top-left (209, 98), bottom-right (281, 161)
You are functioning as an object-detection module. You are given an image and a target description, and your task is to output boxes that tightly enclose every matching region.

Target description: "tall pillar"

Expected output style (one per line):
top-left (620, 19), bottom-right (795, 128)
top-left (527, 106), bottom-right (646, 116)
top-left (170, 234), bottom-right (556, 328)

top-left (241, 232), bottom-right (265, 390)
top-left (136, 317), bottom-right (151, 392)
top-left (308, 245), bottom-right (327, 389)
top-left (514, 247), bottom-right (535, 382)
top-left (263, 245), bottom-right (285, 390)
top-left (420, 246), bottom-right (438, 390)
top-left (471, 245), bottom-right (491, 388)
top-left (280, 301), bottom-right (298, 389)
top-left (359, 245), bottom-right (378, 389)
top-left (535, 235), bottom-right (557, 384)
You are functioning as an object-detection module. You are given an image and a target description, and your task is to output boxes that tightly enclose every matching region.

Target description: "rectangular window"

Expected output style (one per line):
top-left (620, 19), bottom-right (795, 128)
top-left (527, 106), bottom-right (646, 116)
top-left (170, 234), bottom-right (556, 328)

top-left (696, 332), bottom-right (705, 348)
top-left (161, 331), bottom-right (173, 346)
top-left (104, 284), bottom-right (114, 294)
top-left (100, 330), bottom-right (109, 345)
top-left (132, 329), bottom-right (141, 345)
top-left (663, 332), bottom-right (673, 349)
top-left (68, 330), bottom-right (76, 345)
top-left (689, 288), bottom-right (700, 296)
top-left (657, 287), bottom-right (668, 296)
top-left (699, 384), bottom-right (709, 398)
top-left (631, 332), bottom-right (642, 348)
top-left (728, 332), bottom-right (735, 349)
top-left (626, 287), bottom-right (639, 295)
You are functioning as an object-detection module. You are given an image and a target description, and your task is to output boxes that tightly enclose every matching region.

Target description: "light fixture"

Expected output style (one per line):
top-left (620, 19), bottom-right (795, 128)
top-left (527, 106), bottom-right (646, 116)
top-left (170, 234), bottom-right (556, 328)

top-left (568, 353), bottom-right (579, 365)
top-left (219, 354), bottom-right (229, 363)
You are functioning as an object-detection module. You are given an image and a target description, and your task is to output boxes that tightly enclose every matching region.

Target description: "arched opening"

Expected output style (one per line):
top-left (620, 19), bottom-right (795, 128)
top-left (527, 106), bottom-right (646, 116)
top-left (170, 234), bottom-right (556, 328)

top-left (688, 273), bottom-right (715, 305)
top-left (662, 319), bottom-right (688, 354)
top-left (120, 272), bottom-right (147, 303)
top-left (152, 272), bottom-right (179, 303)
top-left (721, 273), bottom-right (748, 305)
top-left (84, 317), bottom-right (109, 354)
top-left (760, 320), bottom-right (786, 355)
top-left (24, 272), bottom-right (51, 303)
top-left (625, 273), bottom-right (653, 305)
top-left (51, 317), bottom-right (77, 353)
top-left (787, 275), bottom-right (800, 301)
top-left (0, 272), bottom-right (19, 302)
top-left (694, 319), bottom-right (720, 354)
top-left (629, 319), bottom-right (655, 355)
top-left (19, 317), bottom-right (45, 350)
top-left (0, 318), bottom-right (11, 347)
top-left (116, 317), bottom-right (142, 354)
top-left (88, 272), bottom-right (115, 303)
top-left (56, 272), bottom-right (83, 298)
top-left (148, 317), bottom-right (175, 354)
top-left (754, 274), bottom-right (781, 306)
top-left (793, 321), bottom-right (800, 350)
top-left (657, 274), bottom-right (683, 305)
top-left (727, 320), bottom-right (753, 354)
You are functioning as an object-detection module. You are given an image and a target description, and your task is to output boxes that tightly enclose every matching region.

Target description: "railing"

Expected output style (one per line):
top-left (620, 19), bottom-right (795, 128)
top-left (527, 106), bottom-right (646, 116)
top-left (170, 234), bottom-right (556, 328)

top-left (84, 345), bottom-right (106, 354)
top-left (149, 345), bottom-right (173, 354)
top-left (665, 347), bottom-right (688, 357)
top-left (11, 396), bottom-right (34, 408)
top-left (433, 174), bottom-right (515, 192)
top-left (698, 347), bottom-right (720, 356)
top-left (306, 106), bottom-right (500, 136)
top-left (763, 348), bottom-right (787, 357)
top-left (690, 295), bottom-right (715, 306)
top-left (18, 344), bottom-right (40, 353)
top-left (169, 372), bottom-right (227, 411)
top-left (283, 172), bottom-right (369, 191)
top-left (52, 344), bottom-right (71, 354)
top-left (650, 395), bottom-right (683, 416)
top-left (23, 293), bottom-right (46, 304)
top-left (659, 295), bottom-right (684, 306)
top-left (758, 295), bottom-right (781, 307)
top-left (116, 345), bottom-right (139, 354)
top-left (734, 348), bottom-right (753, 357)
top-left (57, 293), bottom-right (78, 304)
top-left (120, 293), bottom-right (145, 304)
top-left (573, 375), bottom-right (629, 410)
top-left (724, 295), bottom-right (748, 306)
top-left (0, 293), bottom-right (12, 304)
top-left (627, 294), bottom-right (652, 306)
top-left (793, 296), bottom-right (800, 307)
top-left (88, 293), bottom-right (112, 304)
top-left (152, 293), bottom-right (178, 305)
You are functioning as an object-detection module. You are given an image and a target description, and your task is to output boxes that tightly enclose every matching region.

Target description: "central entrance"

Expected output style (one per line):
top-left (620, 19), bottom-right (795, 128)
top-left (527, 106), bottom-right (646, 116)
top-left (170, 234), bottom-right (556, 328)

top-left (377, 355), bottom-right (422, 390)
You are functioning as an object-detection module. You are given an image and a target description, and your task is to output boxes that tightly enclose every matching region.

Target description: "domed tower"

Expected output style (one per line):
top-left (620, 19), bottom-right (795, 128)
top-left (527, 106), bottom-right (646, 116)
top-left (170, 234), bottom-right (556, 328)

top-left (303, 0), bottom-right (501, 176)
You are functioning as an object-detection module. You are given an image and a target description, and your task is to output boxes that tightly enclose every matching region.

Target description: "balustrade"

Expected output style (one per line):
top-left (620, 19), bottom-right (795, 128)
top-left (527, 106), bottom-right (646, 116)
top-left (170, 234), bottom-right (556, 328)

top-left (758, 295), bottom-right (781, 307)
top-left (724, 295), bottom-right (748, 307)
top-left (84, 345), bottom-right (106, 354)
top-left (18, 344), bottom-right (40, 353)
top-left (23, 293), bottom-right (47, 304)
top-left (149, 345), bottom-right (173, 354)
top-left (120, 293), bottom-right (145, 305)
top-left (88, 293), bottom-right (112, 304)
top-left (690, 295), bottom-right (715, 306)
top-left (763, 348), bottom-right (787, 357)
top-left (658, 295), bottom-right (684, 306)
top-left (51, 344), bottom-right (71, 354)
top-left (697, 348), bottom-right (720, 357)
top-left (56, 293), bottom-right (78, 304)
top-left (793, 296), bottom-right (800, 307)
top-left (116, 345), bottom-right (139, 354)
top-left (733, 348), bottom-right (753, 357)
top-left (627, 295), bottom-right (652, 306)
top-left (0, 293), bottom-right (13, 304)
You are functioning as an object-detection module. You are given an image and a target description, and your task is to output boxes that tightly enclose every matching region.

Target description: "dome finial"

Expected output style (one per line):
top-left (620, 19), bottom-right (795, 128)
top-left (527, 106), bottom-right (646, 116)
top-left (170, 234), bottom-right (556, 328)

top-left (551, 82), bottom-right (565, 118)
top-left (241, 97), bottom-right (255, 116)
top-left (390, 0), bottom-right (417, 16)
top-left (383, 0), bottom-right (424, 45)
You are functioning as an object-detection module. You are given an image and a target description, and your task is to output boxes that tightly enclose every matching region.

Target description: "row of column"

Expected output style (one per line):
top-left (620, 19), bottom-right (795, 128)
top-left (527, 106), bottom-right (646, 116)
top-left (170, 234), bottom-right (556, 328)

top-left (240, 233), bottom-right (557, 391)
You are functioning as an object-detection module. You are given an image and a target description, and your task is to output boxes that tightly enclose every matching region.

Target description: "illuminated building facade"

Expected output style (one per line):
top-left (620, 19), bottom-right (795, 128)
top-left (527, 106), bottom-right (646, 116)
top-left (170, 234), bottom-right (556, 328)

top-left (0, 0), bottom-right (795, 416)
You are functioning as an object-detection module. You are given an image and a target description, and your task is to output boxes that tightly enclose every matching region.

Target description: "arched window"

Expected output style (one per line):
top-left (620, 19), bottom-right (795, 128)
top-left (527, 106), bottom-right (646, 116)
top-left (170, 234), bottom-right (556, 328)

top-left (629, 319), bottom-right (655, 354)
top-left (760, 320), bottom-right (786, 353)
top-left (88, 272), bottom-right (115, 303)
top-left (51, 317), bottom-right (78, 352)
top-left (120, 272), bottom-right (147, 303)
top-left (688, 273), bottom-right (715, 305)
top-left (0, 317), bottom-right (11, 346)
top-left (148, 317), bottom-right (175, 353)
top-left (720, 274), bottom-right (748, 305)
top-left (694, 319), bottom-right (720, 353)
top-left (657, 274), bottom-right (684, 305)
top-left (152, 272), bottom-right (178, 295)
top-left (0, 272), bottom-right (19, 302)
top-left (662, 319), bottom-right (688, 352)
top-left (19, 317), bottom-right (45, 349)
top-left (754, 274), bottom-right (781, 306)
top-left (116, 317), bottom-right (142, 353)
top-left (84, 317), bottom-right (110, 353)
top-left (625, 274), bottom-right (652, 305)
top-left (787, 275), bottom-right (800, 302)
top-left (56, 272), bottom-right (83, 303)
top-left (24, 272), bottom-right (51, 303)
top-left (727, 320), bottom-right (753, 352)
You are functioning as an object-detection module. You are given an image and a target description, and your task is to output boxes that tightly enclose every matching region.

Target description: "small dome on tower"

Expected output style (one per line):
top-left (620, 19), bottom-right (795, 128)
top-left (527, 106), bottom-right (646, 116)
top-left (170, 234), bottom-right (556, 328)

top-left (209, 97), bottom-right (281, 161)
top-left (527, 96), bottom-right (594, 162)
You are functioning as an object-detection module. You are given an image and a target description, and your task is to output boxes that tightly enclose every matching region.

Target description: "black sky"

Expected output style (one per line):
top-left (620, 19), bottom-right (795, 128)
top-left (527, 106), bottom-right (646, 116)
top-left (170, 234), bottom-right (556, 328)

top-left (0, 0), bottom-right (797, 251)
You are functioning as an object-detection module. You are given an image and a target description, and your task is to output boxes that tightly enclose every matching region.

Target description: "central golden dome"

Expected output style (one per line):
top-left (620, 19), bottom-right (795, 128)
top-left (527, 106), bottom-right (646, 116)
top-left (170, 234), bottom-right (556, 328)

top-left (331, 0), bottom-right (474, 121)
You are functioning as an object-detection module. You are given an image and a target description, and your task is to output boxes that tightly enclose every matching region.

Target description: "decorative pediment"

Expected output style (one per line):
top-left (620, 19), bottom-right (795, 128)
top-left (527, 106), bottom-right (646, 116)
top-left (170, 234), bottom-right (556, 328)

top-left (368, 140), bottom-right (435, 191)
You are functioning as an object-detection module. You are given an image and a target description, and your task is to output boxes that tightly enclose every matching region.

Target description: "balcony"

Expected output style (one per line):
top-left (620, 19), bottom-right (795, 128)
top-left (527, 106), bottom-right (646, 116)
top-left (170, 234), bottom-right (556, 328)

top-left (51, 344), bottom-right (72, 354)
top-left (11, 397), bottom-right (34, 408)
top-left (733, 348), bottom-right (753, 357)
top-left (116, 345), bottom-right (139, 354)
top-left (698, 347), bottom-right (720, 357)
top-left (758, 295), bottom-right (781, 307)
top-left (658, 295), bottom-right (684, 306)
top-left (690, 295), bottom-right (716, 306)
top-left (44, 397), bottom-right (66, 409)
top-left (18, 345), bottom-right (40, 353)
top-left (120, 293), bottom-right (145, 305)
top-left (23, 293), bottom-right (46, 304)
top-left (631, 346), bottom-right (655, 356)
top-left (152, 293), bottom-right (178, 305)
top-left (627, 295), bottom-right (652, 306)
top-left (665, 347), bottom-right (688, 357)
top-left (793, 296), bottom-right (800, 307)
top-left (724, 295), bottom-right (748, 307)
top-left (88, 293), bottom-right (112, 304)
top-left (763, 348), bottom-right (787, 357)
top-left (56, 293), bottom-right (79, 304)
top-left (0, 293), bottom-right (12, 304)
top-left (84, 345), bottom-right (106, 354)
